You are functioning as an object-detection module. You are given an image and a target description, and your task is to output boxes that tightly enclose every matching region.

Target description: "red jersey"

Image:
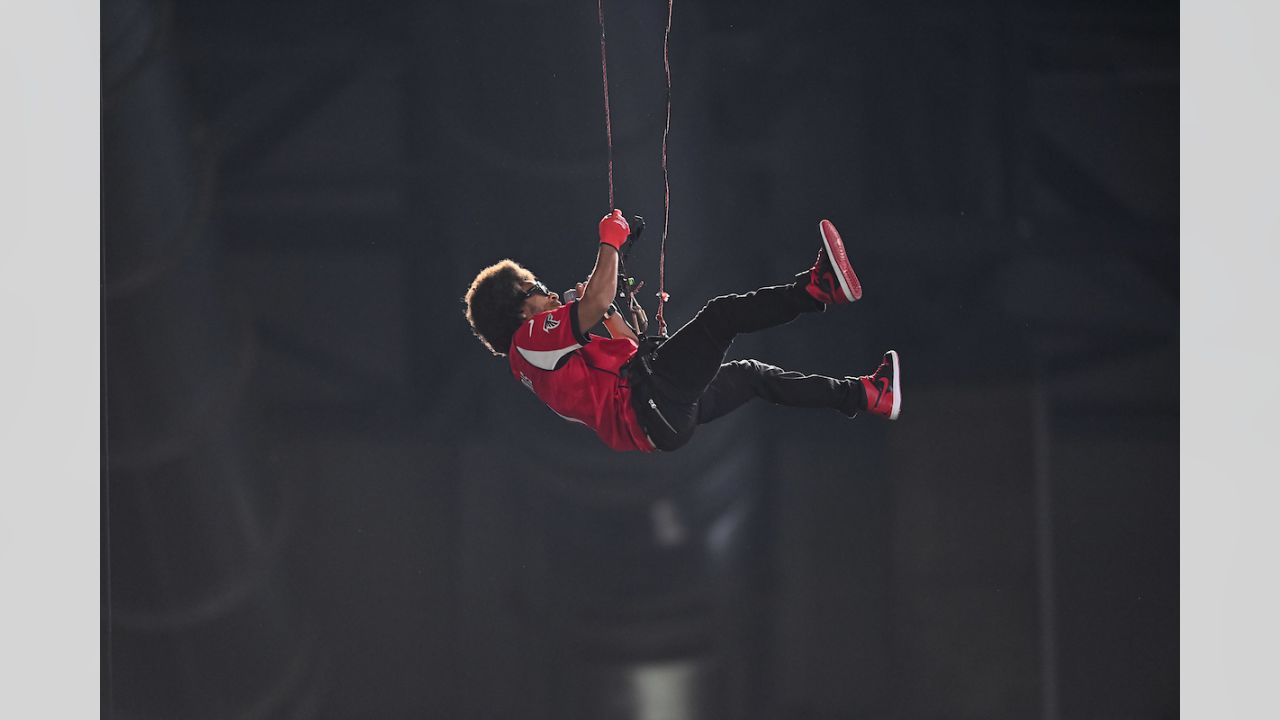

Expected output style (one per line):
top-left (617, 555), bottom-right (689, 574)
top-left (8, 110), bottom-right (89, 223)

top-left (508, 302), bottom-right (654, 452)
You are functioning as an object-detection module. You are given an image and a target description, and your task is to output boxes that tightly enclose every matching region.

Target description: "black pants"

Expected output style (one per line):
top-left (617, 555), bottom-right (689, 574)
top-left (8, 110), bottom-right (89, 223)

top-left (628, 281), bottom-right (862, 451)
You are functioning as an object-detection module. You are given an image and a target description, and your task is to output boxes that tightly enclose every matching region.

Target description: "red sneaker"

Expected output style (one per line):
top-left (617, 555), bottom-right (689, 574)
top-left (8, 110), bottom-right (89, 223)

top-left (804, 219), bottom-right (863, 305)
top-left (855, 350), bottom-right (901, 420)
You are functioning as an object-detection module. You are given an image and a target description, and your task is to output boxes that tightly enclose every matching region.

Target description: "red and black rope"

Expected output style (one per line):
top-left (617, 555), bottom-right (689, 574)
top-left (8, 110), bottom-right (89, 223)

top-left (656, 0), bottom-right (673, 336)
top-left (596, 0), bottom-right (674, 337)
top-left (596, 0), bottom-right (614, 210)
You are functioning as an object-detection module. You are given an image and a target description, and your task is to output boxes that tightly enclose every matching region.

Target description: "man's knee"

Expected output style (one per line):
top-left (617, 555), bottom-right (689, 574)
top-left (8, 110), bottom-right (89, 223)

top-left (733, 358), bottom-right (778, 372)
top-left (699, 293), bottom-right (731, 317)
top-left (696, 293), bottom-right (750, 333)
top-left (704, 290), bottom-right (760, 314)
top-left (722, 359), bottom-right (772, 385)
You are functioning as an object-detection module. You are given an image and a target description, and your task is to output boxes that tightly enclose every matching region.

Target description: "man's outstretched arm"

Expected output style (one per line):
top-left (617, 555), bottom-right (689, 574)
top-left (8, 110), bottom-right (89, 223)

top-left (574, 210), bottom-right (629, 332)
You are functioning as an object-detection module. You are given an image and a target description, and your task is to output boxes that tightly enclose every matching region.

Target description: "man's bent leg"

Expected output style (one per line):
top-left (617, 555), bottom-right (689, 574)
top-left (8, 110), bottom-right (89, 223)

top-left (649, 283), bottom-right (823, 403)
top-left (696, 359), bottom-right (863, 425)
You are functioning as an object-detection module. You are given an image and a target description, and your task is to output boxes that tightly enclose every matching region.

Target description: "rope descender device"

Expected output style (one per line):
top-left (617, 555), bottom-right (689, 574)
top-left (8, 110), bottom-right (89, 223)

top-left (615, 213), bottom-right (654, 336)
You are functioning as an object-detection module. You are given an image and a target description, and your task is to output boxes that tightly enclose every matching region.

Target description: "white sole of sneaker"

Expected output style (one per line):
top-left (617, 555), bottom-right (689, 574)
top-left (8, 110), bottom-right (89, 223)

top-left (819, 219), bottom-right (863, 302)
top-left (886, 350), bottom-right (901, 420)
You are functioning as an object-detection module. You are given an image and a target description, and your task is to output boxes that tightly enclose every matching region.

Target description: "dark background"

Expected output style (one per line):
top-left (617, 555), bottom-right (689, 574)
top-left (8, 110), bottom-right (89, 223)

top-left (102, 0), bottom-right (1178, 717)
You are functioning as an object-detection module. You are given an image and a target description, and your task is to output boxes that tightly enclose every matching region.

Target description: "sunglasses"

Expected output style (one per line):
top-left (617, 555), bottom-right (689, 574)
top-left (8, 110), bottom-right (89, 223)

top-left (520, 280), bottom-right (551, 301)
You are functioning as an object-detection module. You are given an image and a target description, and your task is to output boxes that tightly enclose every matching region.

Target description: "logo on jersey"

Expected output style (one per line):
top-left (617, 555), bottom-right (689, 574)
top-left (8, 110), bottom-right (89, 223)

top-left (542, 314), bottom-right (561, 332)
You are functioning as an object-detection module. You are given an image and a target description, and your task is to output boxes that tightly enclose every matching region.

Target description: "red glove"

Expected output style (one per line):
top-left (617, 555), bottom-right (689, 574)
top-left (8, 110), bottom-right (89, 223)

top-left (598, 209), bottom-right (630, 250)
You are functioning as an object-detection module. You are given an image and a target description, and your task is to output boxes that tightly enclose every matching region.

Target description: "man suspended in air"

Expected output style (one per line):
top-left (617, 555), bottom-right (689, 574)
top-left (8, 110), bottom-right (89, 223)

top-left (462, 211), bottom-right (900, 452)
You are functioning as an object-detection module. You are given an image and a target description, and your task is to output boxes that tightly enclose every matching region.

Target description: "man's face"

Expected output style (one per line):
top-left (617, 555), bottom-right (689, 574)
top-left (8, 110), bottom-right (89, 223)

top-left (518, 279), bottom-right (561, 320)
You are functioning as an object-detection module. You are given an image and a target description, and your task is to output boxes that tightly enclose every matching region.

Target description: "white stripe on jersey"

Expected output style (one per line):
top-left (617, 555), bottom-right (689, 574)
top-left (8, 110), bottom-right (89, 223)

top-left (516, 343), bottom-right (582, 371)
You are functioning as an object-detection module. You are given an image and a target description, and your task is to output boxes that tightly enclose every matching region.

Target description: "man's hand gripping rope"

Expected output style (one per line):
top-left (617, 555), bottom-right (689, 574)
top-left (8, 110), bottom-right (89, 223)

top-left (575, 210), bottom-right (655, 338)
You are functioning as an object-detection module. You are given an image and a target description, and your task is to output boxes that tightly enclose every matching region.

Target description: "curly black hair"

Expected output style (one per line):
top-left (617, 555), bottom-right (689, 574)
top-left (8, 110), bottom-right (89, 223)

top-left (463, 259), bottom-right (536, 356)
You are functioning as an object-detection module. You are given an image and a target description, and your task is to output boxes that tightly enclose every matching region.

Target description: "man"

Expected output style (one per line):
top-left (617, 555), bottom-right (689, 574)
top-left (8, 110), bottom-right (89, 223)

top-left (462, 210), bottom-right (900, 452)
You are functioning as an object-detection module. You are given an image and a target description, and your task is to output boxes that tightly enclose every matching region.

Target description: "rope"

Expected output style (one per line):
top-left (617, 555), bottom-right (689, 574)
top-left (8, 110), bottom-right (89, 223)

top-left (656, 0), bottom-right (674, 336)
top-left (596, 0), bottom-right (674, 336)
top-left (596, 0), bottom-right (614, 209)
